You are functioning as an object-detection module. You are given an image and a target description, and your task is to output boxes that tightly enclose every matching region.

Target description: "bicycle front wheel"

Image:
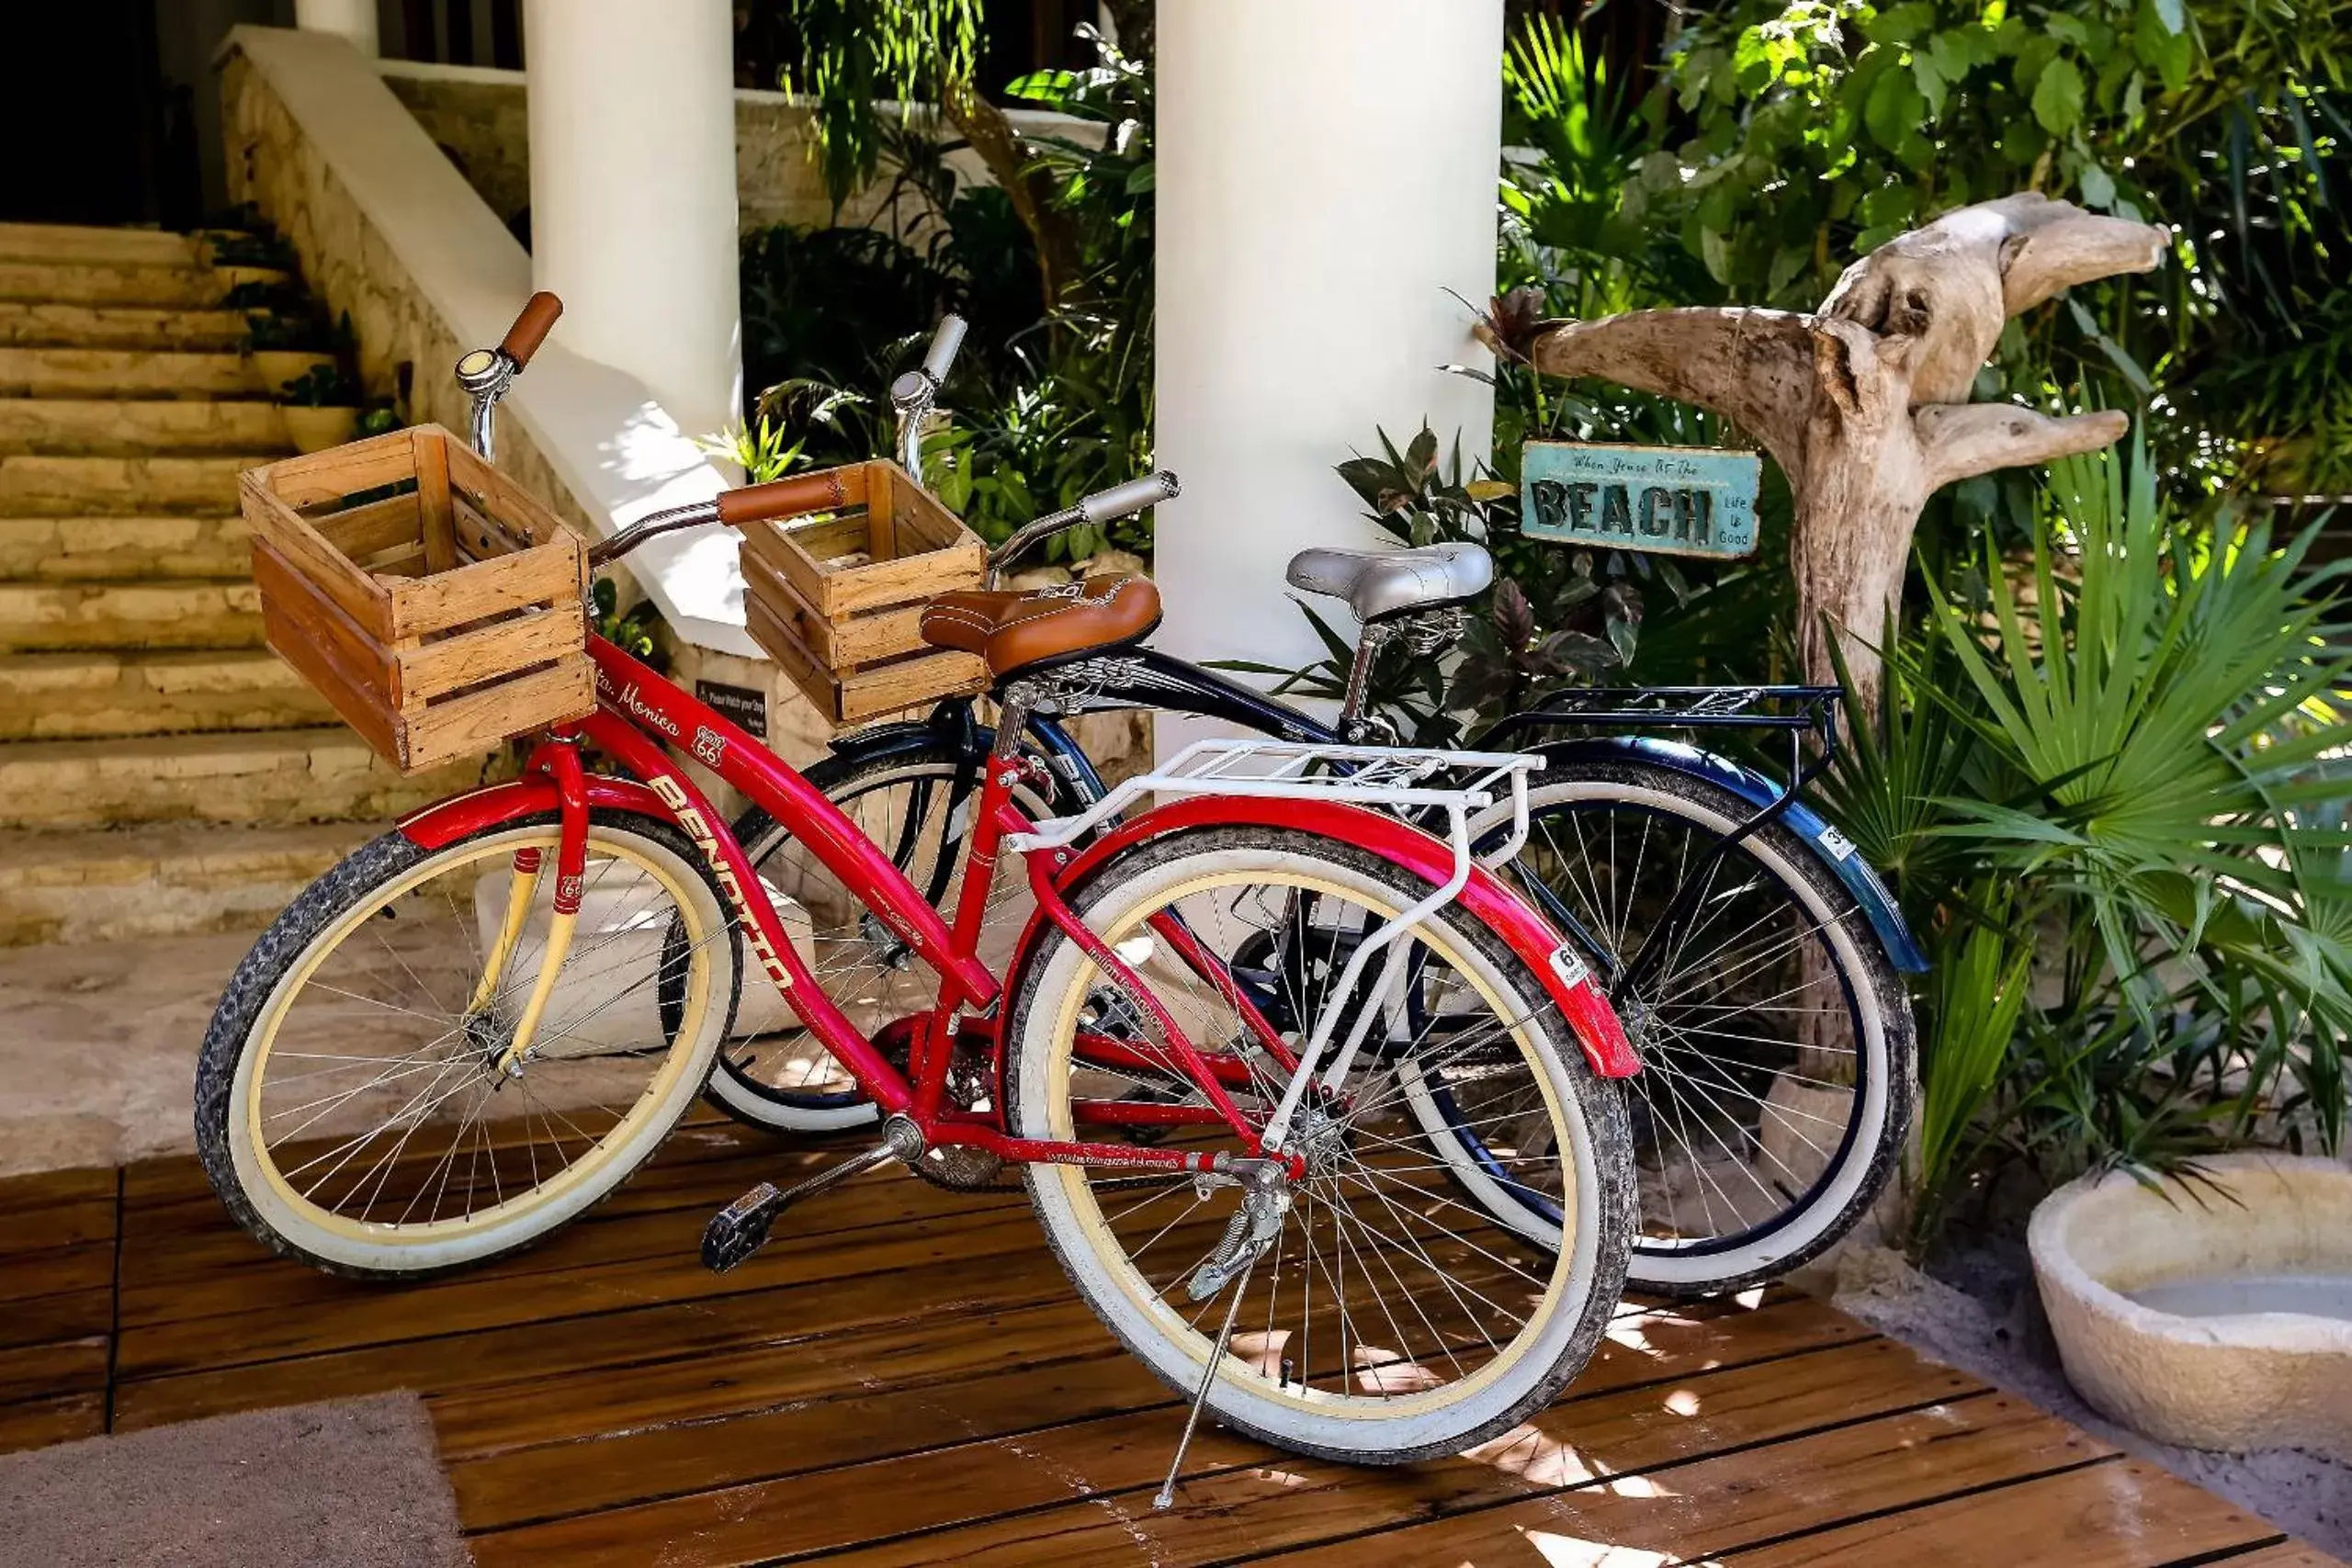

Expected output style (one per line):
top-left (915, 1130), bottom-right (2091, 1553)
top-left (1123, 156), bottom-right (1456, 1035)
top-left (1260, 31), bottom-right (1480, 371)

top-left (1006, 824), bottom-right (1634, 1465)
top-left (195, 811), bottom-right (741, 1278)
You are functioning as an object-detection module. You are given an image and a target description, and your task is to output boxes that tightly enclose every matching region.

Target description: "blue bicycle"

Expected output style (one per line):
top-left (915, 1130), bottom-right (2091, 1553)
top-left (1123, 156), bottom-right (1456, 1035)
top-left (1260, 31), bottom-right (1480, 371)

top-left (707, 320), bottom-right (1926, 1299)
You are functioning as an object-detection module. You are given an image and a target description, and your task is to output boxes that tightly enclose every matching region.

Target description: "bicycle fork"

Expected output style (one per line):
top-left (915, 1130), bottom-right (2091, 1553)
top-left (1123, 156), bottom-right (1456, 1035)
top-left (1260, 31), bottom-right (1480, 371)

top-left (467, 741), bottom-right (593, 1077)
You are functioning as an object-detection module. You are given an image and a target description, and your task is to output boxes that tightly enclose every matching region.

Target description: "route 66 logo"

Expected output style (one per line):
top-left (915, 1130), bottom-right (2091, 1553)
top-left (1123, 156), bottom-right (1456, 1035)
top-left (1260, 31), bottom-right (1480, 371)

top-left (691, 725), bottom-right (727, 767)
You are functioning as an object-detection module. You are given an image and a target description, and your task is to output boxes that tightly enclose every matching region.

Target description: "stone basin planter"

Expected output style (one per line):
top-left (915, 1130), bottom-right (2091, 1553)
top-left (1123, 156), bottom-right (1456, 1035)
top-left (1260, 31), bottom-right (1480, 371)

top-left (2029, 1154), bottom-right (2352, 1459)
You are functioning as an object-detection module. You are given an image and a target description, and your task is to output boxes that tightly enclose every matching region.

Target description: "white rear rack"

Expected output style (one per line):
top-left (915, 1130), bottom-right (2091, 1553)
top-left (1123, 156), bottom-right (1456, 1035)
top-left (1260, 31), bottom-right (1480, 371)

top-left (1002, 737), bottom-right (1541, 863)
top-left (1004, 737), bottom-right (1546, 1151)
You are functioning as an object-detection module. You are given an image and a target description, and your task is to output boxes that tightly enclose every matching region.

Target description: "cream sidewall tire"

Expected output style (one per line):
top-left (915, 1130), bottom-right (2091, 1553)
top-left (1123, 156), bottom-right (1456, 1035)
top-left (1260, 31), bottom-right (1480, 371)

top-left (222, 820), bottom-right (735, 1275)
top-left (1010, 832), bottom-right (1630, 1463)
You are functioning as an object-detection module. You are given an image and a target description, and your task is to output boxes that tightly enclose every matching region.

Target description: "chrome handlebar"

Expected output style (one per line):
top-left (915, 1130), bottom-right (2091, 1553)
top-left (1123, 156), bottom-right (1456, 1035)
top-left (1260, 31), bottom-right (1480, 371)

top-left (985, 470), bottom-right (1181, 588)
top-left (891, 312), bottom-right (967, 484)
top-left (458, 293), bottom-right (563, 463)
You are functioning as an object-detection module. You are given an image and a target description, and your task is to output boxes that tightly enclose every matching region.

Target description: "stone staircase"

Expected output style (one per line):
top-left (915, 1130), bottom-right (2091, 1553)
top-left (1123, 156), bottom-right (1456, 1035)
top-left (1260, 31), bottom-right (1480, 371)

top-left (0, 222), bottom-right (473, 947)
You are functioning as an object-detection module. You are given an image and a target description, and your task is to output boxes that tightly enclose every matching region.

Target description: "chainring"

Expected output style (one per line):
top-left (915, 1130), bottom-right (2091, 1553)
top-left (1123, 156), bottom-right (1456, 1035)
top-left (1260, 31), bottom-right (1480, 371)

top-left (877, 1017), bottom-right (1016, 1192)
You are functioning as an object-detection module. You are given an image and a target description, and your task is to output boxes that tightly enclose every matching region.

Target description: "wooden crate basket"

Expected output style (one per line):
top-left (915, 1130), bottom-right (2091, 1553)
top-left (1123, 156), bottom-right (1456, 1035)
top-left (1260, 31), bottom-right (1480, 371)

top-left (240, 424), bottom-right (594, 774)
top-left (738, 457), bottom-right (989, 726)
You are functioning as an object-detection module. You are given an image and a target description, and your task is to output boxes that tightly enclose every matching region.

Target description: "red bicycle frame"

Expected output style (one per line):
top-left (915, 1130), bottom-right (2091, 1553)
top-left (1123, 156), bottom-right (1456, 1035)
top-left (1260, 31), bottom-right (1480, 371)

top-left (399, 634), bottom-right (1638, 1177)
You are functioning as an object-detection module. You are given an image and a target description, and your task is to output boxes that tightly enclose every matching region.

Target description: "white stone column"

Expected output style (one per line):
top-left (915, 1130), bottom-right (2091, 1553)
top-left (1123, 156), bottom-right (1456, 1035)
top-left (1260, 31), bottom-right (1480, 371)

top-left (293, 0), bottom-right (379, 57)
top-left (522, 0), bottom-right (743, 451)
top-left (1153, 0), bottom-right (1503, 753)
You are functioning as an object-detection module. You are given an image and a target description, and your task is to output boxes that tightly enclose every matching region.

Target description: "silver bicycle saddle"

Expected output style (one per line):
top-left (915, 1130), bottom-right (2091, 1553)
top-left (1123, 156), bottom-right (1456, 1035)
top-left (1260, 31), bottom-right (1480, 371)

top-left (1284, 541), bottom-right (1494, 623)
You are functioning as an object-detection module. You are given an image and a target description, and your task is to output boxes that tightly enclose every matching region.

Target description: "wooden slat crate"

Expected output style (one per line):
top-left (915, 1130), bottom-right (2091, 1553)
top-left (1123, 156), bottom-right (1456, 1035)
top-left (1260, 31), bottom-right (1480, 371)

top-left (240, 424), bottom-right (595, 773)
top-left (738, 458), bottom-right (989, 726)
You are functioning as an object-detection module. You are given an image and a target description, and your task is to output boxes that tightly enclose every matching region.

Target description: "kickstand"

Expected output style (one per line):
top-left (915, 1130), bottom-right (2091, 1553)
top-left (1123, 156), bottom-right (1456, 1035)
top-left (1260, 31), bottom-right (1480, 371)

top-left (1153, 1258), bottom-right (1254, 1511)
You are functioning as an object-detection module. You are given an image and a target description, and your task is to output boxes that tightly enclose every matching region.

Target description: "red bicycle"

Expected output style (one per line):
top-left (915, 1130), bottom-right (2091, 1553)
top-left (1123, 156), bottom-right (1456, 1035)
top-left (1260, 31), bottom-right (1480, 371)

top-left (197, 297), bottom-right (1643, 1464)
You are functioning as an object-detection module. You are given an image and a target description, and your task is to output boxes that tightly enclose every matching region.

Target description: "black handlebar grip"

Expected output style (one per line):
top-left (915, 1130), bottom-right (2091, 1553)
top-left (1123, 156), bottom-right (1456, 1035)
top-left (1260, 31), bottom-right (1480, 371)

top-left (499, 291), bottom-right (564, 369)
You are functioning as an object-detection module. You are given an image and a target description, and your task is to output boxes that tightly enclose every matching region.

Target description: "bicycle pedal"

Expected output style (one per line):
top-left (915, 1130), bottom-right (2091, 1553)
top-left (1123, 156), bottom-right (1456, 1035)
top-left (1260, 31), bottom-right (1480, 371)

top-left (701, 1182), bottom-right (785, 1273)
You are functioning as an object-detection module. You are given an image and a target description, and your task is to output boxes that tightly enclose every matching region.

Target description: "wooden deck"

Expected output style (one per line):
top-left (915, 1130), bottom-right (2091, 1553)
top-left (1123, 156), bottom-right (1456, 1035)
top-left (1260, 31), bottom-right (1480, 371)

top-left (1, 1114), bottom-right (2338, 1568)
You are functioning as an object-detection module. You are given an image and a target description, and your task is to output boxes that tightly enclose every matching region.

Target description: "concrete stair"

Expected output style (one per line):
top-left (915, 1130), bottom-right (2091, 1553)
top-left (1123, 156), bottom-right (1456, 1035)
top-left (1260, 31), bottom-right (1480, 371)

top-left (0, 455), bottom-right (255, 515)
top-left (0, 823), bottom-right (379, 946)
top-left (0, 223), bottom-right (204, 266)
top-left (0, 304), bottom-right (249, 351)
top-left (0, 730), bottom-right (477, 829)
top-left (0, 650), bottom-right (332, 740)
top-left (0, 347), bottom-right (260, 399)
top-left (0, 578), bottom-right (263, 651)
top-left (0, 515), bottom-right (250, 580)
top-left (0, 221), bottom-right (465, 945)
top-left (0, 398), bottom-right (289, 457)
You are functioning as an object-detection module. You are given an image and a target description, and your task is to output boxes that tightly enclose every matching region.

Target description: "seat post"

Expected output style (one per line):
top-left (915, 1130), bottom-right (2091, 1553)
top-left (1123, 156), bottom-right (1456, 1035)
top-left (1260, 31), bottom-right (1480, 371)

top-left (1336, 621), bottom-right (1396, 743)
top-left (991, 682), bottom-right (1038, 765)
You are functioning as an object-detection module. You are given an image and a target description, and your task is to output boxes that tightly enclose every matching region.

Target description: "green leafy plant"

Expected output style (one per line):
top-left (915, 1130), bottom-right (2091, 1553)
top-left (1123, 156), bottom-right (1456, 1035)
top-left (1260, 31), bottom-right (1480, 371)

top-left (1828, 445), bottom-right (2352, 1239)
top-left (1925, 446), bottom-right (2352, 1014)
top-left (776, 0), bottom-right (981, 209)
top-left (590, 575), bottom-right (664, 669)
top-left (356, 403), bottom-right (402, 439)
top-left (206, 230), bottom-right (298, 270)
top-left (277, 364), bottom-right (356, 407)
top-left (1910, 889), bottom-right (2037, 1241)
top-left (698, 417), bottom-right (806, 483)
top-left (743, 26), bottom-right (1158, 558)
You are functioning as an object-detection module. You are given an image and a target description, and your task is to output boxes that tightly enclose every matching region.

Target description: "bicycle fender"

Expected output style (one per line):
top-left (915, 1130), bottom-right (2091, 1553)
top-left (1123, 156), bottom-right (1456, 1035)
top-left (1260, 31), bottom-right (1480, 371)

top-left (396, 774), bottom-right (673, 849)
top-left (1534, 737), bottom-right (1928, 974)
top-left (827, 712), bottom-right (1109, 810)
top-left (821, 717), bottom-right (958, 770)
top-left (1017, 795), bottom-right (1641, 1079)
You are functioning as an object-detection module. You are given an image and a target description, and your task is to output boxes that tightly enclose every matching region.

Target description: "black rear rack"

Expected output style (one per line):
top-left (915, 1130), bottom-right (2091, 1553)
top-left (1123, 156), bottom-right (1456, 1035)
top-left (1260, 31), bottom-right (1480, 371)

top-left (1479, 685), bottom-right (1842, 747)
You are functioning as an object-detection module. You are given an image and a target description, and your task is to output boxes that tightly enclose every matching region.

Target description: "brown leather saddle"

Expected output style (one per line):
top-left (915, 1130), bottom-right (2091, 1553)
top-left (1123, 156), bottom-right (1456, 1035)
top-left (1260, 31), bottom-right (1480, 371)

top-left (919, 571), bottom-right (1161, 679)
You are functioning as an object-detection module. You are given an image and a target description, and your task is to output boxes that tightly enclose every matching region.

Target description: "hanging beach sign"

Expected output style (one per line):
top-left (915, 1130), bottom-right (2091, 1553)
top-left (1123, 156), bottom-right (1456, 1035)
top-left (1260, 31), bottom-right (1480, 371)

top-left (1521, 441), bottom-right (1761, 560)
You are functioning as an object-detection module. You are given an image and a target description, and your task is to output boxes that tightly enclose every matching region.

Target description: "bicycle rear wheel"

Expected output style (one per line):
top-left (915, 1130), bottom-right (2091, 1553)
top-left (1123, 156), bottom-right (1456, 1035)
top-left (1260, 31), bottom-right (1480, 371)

top-left (1006, 824), bottom-right (1634, 1464)
top-left (195, 811), bottom-right (741, 1278)
top-left (1440, 759), bottom-right (1914, 1296)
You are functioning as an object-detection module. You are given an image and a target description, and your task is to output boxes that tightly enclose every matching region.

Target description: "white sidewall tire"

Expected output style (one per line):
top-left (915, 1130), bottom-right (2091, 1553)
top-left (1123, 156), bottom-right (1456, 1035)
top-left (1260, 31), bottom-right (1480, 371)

top-left (1465, 767), bottom-right (1912, 1296)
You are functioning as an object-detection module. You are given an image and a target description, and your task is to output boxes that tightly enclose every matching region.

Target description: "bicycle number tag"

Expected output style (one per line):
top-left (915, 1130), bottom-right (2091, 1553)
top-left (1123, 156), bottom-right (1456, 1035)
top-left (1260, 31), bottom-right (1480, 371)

top-left (1521, 441), bottom-right (1761, 561)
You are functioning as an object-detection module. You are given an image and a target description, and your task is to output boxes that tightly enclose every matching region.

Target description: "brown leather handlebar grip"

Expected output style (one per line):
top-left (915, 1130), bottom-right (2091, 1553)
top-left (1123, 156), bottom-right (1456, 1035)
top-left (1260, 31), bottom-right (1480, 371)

top-left (499, 291), bottom-right (564, 368)
top-left (714, 469), bottom-right (852, 527)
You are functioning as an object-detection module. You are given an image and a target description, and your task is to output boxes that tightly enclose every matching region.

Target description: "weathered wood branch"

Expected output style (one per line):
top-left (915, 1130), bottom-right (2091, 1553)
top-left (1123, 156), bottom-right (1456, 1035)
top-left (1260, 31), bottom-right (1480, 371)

top-left (1530, 309), bottom-right (1817, 473)
top-left (1917, 404), bottom-right (2132, 491)
top-left (1524, 191), bottom-right (2168, 713)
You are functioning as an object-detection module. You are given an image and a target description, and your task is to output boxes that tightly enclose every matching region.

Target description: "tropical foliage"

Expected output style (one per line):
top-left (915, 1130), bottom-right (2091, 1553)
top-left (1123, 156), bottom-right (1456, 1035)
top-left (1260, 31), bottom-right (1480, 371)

top-left (1818, 446), bottom-right (2352, 1235)
top-left (737, 0), bottom-right (2351, 1236)
top-left (741, 23), bottom-right (1158, 558)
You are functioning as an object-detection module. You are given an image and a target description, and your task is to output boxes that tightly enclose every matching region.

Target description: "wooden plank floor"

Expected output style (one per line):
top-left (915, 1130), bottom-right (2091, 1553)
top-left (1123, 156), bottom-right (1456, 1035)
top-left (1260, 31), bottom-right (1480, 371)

top-left (0, 1114), bottom-right (2337, 1568)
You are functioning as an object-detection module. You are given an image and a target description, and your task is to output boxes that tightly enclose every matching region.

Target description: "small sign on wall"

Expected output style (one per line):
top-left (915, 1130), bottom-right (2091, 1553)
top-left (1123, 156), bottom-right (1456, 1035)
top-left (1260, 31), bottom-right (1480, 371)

top-left (695, 679), bottom-right (768, 739)
top-left (1521, 441), bottom-right (1761, 560)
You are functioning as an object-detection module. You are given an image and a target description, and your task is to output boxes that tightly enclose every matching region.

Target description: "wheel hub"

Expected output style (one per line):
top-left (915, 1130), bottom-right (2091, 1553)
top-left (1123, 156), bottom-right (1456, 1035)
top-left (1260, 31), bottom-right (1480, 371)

top-left (463, 1013), bottom-right (523, 1082)
top-left (1293, 1101), bottom-right (1351, 1179)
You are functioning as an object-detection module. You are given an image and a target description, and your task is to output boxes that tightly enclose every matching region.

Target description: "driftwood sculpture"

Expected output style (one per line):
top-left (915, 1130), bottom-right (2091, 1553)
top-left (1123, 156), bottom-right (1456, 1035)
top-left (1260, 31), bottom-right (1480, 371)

top-left (1513, 192), bottom-right (2168, 712)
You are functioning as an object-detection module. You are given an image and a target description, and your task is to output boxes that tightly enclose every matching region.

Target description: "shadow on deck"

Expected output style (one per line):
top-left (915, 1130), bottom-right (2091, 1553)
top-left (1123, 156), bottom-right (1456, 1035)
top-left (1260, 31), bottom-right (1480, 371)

top-left (0, 1114), bottom-right (2335, 1567)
